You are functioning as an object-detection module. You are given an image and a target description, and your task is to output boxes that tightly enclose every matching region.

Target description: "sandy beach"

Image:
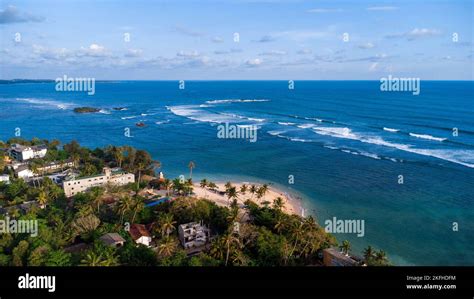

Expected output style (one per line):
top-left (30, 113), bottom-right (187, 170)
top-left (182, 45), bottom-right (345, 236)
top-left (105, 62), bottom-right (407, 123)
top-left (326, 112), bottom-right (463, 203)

top-left (192, 181), bottom-right (301, 215)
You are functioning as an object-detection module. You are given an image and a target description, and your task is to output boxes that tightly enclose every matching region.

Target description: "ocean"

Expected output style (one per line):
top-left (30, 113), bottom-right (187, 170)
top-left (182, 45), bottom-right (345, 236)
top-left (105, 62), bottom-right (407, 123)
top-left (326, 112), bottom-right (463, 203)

top-left (1, 80), bottom-right (473, 265)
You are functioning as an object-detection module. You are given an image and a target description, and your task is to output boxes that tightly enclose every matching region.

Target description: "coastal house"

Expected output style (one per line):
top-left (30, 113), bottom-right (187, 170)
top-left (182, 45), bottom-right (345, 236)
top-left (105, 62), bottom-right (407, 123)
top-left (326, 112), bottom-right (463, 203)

top-left (178, 221), bottom-right (210, 254)
top-left (322, 247), bottom-right (361, 266)
top-left (38, 160), bottom-right (75, 173)
top-left (0, 174), bottom-right (10, 184)
top-left (9, 144), bottom-right (47, 161)
top-left (128, 224), bottom-right (152, 247)
top-left (99, 233), bottom-right (126, 248)
top-left (14, 165), bottom-right (34, 179)
top-left (62, 167), bottom-right (135, 197)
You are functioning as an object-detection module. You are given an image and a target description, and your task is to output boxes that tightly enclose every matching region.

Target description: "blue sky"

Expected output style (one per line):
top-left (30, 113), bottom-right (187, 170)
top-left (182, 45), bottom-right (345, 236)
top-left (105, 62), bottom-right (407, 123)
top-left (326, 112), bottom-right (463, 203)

top-left (1, 0), bottom-right (473, 79)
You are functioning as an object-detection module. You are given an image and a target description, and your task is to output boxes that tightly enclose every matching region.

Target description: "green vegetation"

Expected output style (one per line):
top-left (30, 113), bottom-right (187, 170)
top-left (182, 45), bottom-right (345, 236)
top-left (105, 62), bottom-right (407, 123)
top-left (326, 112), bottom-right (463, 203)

top-left (0, 138), bottom-right (390, 266)
top-left (73, 107), bottom-right (101, 113)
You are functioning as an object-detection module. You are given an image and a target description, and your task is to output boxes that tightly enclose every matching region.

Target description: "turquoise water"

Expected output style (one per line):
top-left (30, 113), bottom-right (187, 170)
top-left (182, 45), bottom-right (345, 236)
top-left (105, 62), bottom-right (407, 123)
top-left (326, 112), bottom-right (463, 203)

top-left (1, 80), bottom-right (473, 265)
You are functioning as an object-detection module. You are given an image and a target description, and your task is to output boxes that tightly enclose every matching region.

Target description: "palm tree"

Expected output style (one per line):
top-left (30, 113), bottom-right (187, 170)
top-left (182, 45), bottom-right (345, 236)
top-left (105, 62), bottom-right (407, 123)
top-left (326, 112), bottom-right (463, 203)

top-left (188, 161), bottom-right (195, 179)
top-left (274, 216), bottom-right (285, 234)
top-left (249, 184), bottom-right (257, 200)
top-left (240, 184), bottom-right (248, 195)
top-left (200, 179), bottom-right (208, 198)
top-left (340, 240), bottom-right (351, 255)
top-left (157, 237), bottom-right (177, 258)
top-left (114, 146), bottom-right (124, 168)
top-left (136, 161), bottom-right (147, 191)
top-left (71, 153), bottom-right (80, 172)
top-left (131, 197), bottom-right (144, 223)
top-left (375, 250), bottom-right (388, 265)
top-left (363, 246), bottom-right (374, 263)
top-left (224, 181), bottom-right (232, 191)
top-left (159, 213), bottom-right (177, 237)
top-left (226, 186), bottom-right (238, 206)
top-left (29, 162), bottom-right (40, 188)
top-left (172, 178), bottom-right (182, 194)
top-left (222, 232), bottom-right (241, 266)
top-left (80, 252), bottom-right (108, 266)
top-left (272, 197), bottom-right (284, 212)
top-left (117, 195), bottom-right (133, 223)
top-left (90, 187), bottom-right (105, 214)
top-left (260, 184), bottom-right (269, 201)
top-left (287, 220), bottom-right (305, 261)
top-left (37, 189), bottom-right (48, 209)
top-left (208, 181), bottom-right (217, 192)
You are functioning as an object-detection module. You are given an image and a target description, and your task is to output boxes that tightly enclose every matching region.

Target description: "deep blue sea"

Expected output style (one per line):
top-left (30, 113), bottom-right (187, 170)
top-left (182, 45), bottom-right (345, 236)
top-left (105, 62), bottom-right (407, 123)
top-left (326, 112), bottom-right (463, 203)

top-left (1, 81), bottom-right (473, 265)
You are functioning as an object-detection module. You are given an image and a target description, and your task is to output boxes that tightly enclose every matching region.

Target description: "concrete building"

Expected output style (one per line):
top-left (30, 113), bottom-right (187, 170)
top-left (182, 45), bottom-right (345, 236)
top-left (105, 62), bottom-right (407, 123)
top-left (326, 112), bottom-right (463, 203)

top-left (9, 144), bottom-right (47, 161)
top-left (128, 224), bottom-right (152, 247)
top-left (322, 247), bottom-right (360, 267)
top-left (178, 221), bottom-right (210, 253)
top-left (14, 165), bottom-right (34, 179)
top-left (0, 174), bottom-right (10, 184)
top-left (63, 167), bottom-right (135, 197)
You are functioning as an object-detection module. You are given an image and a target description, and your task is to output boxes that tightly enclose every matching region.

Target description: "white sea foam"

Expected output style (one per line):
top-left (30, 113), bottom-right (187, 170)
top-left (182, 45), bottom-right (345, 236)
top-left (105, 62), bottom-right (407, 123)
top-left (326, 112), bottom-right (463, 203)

top-left (155, 120), bottom-right (170, 125)
top-left (409, 133), bottom-right (446, 142)
top-left (312, 127), bottom-right (473, 168)
top-left (304, 117), bottom-right (323, 122)
top-left (99, 109), bottom-right (111, 114)
top-left (278, 122), bottom-right (296, 126)
top-left (168, 105), bottom-right (261, 124)
top-left (15, 98), bottom-right (75, 110)
top-left (383, 127), bottom-right (399, 133)
top-left (297, 124), bottom-right (315, 129)
top-left (312, 127), bottom-right (358, 140)
top-left (205, 99), bottom-right (270, 104)
top-left (121, 115), bottom-right (139, 119)
top-left (358, 151), bottom-right (381, 160)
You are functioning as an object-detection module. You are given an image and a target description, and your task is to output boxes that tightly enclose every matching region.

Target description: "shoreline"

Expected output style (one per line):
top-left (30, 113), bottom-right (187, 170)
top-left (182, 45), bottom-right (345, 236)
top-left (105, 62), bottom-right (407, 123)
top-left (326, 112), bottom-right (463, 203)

top-left (192, 180), bottom-right (302, 215)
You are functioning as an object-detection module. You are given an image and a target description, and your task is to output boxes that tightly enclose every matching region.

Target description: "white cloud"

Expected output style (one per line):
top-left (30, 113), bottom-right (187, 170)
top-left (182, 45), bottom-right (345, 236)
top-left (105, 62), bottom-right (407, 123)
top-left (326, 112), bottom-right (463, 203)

top-left (259, 50), bottom-right (287, 56)
top-left (369, 62), bottom-right (378, 71)
top-left (211, 36), bottom-right (224, 43)
top-left (125, 48), bottom-right (143, 57)
top-left (358, 42), bottom-right (375, 49)
top-left (386, 28), bottom-right (441, 41)
top-left (176, 50), bottom-right (200, 58)
top-left (246, 58), bottom-right (262, 66)
top-left (307, 8), bottom-right (343, 13)
top-left (78, 44), bottom-right (109, 57)
top-left (174, 25), bottom-right (205, 37)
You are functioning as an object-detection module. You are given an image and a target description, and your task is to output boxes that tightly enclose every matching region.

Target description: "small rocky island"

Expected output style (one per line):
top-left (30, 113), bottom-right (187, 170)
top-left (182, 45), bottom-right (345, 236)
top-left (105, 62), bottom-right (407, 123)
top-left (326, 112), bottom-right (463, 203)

top-left (73, 107), bottom-right (101, 113)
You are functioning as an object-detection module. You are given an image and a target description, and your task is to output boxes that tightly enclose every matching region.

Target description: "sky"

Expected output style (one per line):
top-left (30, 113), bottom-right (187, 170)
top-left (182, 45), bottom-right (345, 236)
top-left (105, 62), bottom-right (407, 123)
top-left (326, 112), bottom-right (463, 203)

top-left (0, 0), bottom-right (473, 80)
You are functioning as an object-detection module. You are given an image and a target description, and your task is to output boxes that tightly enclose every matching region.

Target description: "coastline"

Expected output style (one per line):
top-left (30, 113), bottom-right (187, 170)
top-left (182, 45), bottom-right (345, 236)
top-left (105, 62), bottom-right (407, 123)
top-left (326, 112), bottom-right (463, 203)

top-left (192, 181), bottom-right (302, 215)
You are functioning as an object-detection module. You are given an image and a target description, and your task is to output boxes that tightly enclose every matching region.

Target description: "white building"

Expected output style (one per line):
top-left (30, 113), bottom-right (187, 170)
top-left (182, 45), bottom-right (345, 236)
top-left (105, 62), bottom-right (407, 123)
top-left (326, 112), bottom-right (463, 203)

top-left (128, 224), bottom-right (152, 247)
top-left (9, 144), bottom-right (47, 161)
top-left (14, 166), bottom-right (34, 179)
top-left (178, 221), bottom-right (210, 251)
top-left (63, 167), bottom-right (135, 197)
top-left (0, 174), bottom-right (10, 184)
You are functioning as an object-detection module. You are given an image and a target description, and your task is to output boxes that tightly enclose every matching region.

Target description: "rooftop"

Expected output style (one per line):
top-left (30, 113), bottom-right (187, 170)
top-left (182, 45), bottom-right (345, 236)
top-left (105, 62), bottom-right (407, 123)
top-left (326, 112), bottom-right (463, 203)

top-left (129, 224), bottom-right (151, 240)
top-left (99, 233), bottom-right (126, 246)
